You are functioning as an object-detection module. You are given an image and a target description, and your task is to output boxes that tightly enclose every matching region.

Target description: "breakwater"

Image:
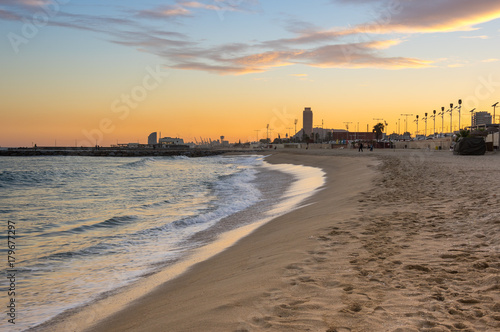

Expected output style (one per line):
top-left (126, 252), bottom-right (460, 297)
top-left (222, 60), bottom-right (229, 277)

top-left (0, 147), bottom-right (258, 157)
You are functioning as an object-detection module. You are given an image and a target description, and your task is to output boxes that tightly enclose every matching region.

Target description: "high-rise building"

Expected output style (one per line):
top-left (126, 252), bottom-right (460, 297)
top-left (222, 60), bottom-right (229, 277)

top-left (148, 132), bottom-right (158, 145)
top-left (472, 112), bottom-right (492, 126)
top-left (303, 107), bottom-right (313, 138)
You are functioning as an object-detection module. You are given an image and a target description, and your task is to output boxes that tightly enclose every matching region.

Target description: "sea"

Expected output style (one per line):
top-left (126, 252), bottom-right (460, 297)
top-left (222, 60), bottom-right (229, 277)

top-left (0, 154), bottom-right (325, 331)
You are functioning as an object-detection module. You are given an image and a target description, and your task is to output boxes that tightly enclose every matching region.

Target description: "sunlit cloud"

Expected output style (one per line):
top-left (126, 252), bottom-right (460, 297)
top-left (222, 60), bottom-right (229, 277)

top-left (482, 58), bottom-right (500, 62)
top-left (460, 35), bottom-right (490, 39)
top-left (292, 0), bottom-right (500, 43)
top-left (138, 5), bottom-right (191, 19)
top-left (1, 0), bottom-right (495, 75)
top-left (170, 62), bottom-right (265, 75)
top-left (0, 0), bottom-right (51, 7)
top-left (346, 0), bottom-right (500, 34)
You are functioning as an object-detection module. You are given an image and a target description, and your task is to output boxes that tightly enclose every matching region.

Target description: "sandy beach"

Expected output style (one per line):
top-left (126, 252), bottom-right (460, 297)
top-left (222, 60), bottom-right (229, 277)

top-left (48, 149), bottom-right (500, 332)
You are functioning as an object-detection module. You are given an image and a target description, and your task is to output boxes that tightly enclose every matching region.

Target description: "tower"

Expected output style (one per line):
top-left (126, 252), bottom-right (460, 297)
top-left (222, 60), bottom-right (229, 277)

top-left (148, 132), bottom-right (158, 145)
top-left (303, 107), bottom-right (313, 138)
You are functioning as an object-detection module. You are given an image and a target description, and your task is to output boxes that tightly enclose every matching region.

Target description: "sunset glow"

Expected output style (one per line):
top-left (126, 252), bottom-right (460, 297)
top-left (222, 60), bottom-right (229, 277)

top-left (1, 0), bottom-right (500, 146)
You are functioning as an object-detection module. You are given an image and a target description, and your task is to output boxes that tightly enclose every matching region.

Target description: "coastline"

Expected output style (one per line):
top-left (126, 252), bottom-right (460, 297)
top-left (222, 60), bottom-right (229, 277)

top-left (78, 151), bottom-right (379, 332)
top-left (38, 149), bottom-right (500, 331)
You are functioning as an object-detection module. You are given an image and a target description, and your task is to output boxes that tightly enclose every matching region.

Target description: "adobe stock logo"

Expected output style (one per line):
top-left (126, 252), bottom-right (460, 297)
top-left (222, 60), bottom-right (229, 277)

top-left (7, 0), bottom-right (70, 54)
top-left (80, 65), bottom-right (169, 147)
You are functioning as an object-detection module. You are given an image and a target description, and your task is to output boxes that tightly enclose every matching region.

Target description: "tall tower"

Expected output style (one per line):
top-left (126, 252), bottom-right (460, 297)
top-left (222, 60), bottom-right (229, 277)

top-left (303, 107), bottom-right (313, 137)
top-left (148, 132), bottom-right (158, 145)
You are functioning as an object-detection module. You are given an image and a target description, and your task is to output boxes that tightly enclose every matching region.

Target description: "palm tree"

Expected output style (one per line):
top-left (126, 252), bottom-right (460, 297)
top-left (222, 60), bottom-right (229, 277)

top-left (373, 122), bottom-right (385, 140)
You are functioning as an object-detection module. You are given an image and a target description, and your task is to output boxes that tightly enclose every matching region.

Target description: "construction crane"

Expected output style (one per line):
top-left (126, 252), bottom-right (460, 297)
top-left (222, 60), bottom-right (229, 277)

top-left (400, 114), bottom-right (413, 134)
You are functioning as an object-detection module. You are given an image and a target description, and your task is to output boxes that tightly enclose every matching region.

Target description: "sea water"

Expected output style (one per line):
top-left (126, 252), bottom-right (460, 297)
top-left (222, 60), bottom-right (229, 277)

top-left (0, 155), bottom-right (324, 331)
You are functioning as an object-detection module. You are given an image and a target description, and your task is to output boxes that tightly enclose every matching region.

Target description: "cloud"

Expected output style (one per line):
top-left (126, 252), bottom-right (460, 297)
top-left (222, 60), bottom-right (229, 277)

top-left (482, 58), bottom-right (500, 63)
top-left (3, 0), bottom-right (494, 75)
top-left (137, 5), bottom-right (191, 19)
top-left (170, 61), bottom-right (265, 75)
top-left (460, 35), bottom-right (490, 39)
top-left (273, 0), bottom-right (500, 48)
top-left (298, 42), bottom-right (432, 69)
top-left (361, 0), bottom-right (500, 33)
top-left (136, 0), bottom-right (257, 20)
top-left (0, 9), bottom-right (22, 20)
top-left (0, 0), bottom-right (51, 7)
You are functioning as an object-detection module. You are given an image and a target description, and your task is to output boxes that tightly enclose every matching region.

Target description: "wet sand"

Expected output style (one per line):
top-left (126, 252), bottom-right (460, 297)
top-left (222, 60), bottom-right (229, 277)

top-left (59, 149), bottom-right (500, 331)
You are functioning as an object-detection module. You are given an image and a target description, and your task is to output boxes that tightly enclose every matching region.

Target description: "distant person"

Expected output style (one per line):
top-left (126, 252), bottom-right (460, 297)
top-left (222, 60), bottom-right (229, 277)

top-left (358, 143), bottom-right (363, 152)
top-left (370, 144), bottom-right (373, 151)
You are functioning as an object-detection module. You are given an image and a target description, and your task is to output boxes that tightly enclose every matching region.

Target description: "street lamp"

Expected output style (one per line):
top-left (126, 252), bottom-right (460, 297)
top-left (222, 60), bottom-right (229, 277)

top-left (414, 115), bottom-right (419, 138)
top-left (440, 106), bottom-right (445, 135)
top-left (458, 99), bottom-right (462, 130)
top-left (493, 102), bottom-right (499, 124)
top-left (448, 103), bottom-right (454, 134)
top-left (470, 108), bottom-right (476, 130)
top-left (430, 110), bottom-right (436, 137)
top-left (424, 113), bottom-right (428, 138)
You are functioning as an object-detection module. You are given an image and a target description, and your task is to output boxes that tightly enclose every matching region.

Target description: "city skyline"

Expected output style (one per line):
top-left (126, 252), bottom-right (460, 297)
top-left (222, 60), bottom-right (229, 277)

top-left (2, 0), bottom-right (500, 146)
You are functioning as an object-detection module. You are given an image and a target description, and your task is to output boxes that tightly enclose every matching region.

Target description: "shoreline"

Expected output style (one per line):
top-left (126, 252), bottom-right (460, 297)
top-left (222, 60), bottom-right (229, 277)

top-left (81, 152), bottom-right (379, 332)
top-left (36, 149), bottom-right (500, 331)
top-left (32, 151), bottom-right (377, 332)
top-left (31, 152), bottom-right (337, 332)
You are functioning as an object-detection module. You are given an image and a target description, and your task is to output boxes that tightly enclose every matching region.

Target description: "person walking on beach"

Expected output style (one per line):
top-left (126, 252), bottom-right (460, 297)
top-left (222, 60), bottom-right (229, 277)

top-left (358, 142), bottom-right (363, 152)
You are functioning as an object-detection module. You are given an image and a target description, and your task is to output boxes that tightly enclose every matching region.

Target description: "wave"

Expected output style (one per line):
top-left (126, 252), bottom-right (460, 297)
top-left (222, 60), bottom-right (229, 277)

top-left (169, 167), bottom-right (261, 230)
top-left (118, 157), bottom-right (156, 169)
top-left (39, 215), bottom-right (138, 237)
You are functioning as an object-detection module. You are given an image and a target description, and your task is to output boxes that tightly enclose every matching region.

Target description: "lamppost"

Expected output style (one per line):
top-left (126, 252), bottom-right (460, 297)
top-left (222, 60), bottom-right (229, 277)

top-left (440, 106), bottom-right (445, 135)
top-left (458, 99), bottom-right (462, 130)
top-left (414, 115), bottom-right (419, 138)
top-left (470, 108), bottom-right (476, 131)
top-left (431, 110), bottom-right (436, 137)
top-left (448, 103), bottom-right (454, 134)
top-left (423, 113), bottom-right (428, 138)
top-left (493, 102), bottom-right (499, 124)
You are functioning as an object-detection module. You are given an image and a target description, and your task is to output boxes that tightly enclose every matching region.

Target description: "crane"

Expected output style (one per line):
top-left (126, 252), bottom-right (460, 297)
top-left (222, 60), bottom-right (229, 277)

top-left (400, 114), bottom-right (413, 134)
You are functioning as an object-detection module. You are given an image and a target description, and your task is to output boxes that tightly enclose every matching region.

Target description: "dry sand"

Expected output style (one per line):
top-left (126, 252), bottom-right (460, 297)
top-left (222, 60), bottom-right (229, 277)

top-left (66, 149), bottom-right (500, 331)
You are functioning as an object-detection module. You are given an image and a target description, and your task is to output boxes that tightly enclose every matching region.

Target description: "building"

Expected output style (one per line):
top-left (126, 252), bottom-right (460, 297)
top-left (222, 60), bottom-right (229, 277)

top-left (293, 128), bottom-right (375, 142)
top-left (472, 112), bottom-right (492, 126)
top-left (159, 137), bottom-right (185, 146)
top-left (148, 132), bottom-right (157, 145)
top-left (303, 107), bottom-right (313, 138)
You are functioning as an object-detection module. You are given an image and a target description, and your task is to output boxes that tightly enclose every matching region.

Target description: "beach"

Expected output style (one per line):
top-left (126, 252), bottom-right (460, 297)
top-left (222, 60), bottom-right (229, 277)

top-left (51, 149), bottom-right (499, 331)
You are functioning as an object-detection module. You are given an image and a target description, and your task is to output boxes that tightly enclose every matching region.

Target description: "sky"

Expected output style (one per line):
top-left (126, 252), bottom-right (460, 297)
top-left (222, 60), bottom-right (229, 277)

top-left (1, 0), bottom-right (500, 146)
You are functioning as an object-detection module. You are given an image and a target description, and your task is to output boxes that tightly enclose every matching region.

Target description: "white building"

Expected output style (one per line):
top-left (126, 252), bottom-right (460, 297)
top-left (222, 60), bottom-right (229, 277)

top-left (159, 137), bottom-right (185, 146)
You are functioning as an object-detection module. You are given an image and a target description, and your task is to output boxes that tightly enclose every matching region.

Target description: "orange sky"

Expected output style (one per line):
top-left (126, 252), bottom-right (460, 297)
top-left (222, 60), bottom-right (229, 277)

top-left (1, 0), bottom-right (500, 146)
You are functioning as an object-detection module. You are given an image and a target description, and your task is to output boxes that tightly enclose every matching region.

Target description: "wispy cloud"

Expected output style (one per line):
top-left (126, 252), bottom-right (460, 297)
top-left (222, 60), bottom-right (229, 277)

top-left (1, 0), bottom-right (498, 75)
top-left (460, 35), bottom-right (490, 39)
top-left (286, 0), bottom-right (500, 46)
top-left (482, 58), bottom-right (500, 63)
top-left (136, 0), bottom-right (256, 20)
top-left (137, 5), bottom-right (191, 19)
top-left (0, 0), bottom-right (51, 7)
top-left (356, 0), bottom-right (500, 33)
